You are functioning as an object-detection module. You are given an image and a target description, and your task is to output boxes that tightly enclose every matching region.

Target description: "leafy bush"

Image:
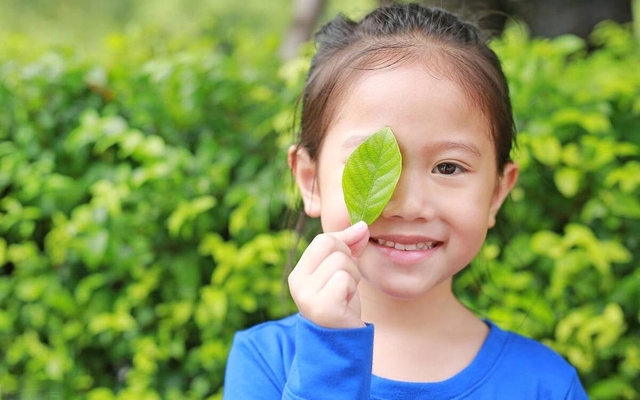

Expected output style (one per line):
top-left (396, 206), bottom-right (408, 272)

top-left (0, 27), bottom-right (302, 399)
top-left (0, 18), bottom-right (638, 400)
top-left (456, 21), bottom-right (640, 399)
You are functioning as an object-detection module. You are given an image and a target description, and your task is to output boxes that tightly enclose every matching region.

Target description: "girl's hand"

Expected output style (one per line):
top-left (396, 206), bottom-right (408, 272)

top-left (289, 221), bottom-right (370, 329)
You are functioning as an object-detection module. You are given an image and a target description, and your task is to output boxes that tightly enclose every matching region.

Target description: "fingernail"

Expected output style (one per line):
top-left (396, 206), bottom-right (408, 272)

top-left (351, 221), bottom-right (368, 231)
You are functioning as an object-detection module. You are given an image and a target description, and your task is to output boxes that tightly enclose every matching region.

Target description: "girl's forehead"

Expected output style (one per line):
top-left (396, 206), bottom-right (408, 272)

top-left (331, 63), bottom-right (483, 126)
top-left (320, 62), bottom-right (495, 155)
top-left (336, 58), bottom-right (479, 113)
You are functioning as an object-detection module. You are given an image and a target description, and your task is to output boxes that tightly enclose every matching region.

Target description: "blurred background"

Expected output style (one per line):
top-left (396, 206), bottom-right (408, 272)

top-left (1, 0), bottom-right (639, 55)
top-left (0, 1), bottom-right (639, 399)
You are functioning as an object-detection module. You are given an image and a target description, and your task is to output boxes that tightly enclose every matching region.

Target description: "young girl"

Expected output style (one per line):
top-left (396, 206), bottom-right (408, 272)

top-left (224, 3), bottom-right (588, 399)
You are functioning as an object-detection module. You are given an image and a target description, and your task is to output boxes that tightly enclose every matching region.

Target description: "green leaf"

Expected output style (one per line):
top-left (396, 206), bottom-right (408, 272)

top-left (342, 127), bottom-right (402, 225)
top-left (530, 135), bottom-right (562, 166)
top-left (554, 167), bottom-right (582, 198)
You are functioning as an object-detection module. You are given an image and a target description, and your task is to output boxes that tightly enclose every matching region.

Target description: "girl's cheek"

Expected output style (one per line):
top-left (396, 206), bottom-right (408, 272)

top-left (319, 202), bottom-right (352, 232)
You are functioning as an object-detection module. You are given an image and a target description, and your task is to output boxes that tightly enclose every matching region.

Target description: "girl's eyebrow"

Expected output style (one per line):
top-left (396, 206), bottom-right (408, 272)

top-left (423, 140), bottom-right (482, 157)
top-left (343, 135), bottom-right (482, 157)
top-left (342, 135), bottom-right (482, 157)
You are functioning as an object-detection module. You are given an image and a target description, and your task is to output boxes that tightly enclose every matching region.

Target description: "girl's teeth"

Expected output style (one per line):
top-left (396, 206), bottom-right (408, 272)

top-left (375, 238), bottom-right (435, 251)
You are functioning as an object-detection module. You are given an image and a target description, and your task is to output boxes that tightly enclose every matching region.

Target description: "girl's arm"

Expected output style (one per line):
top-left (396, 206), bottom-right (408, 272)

top-left (223, 315), bottom-right (374, 400)
top-left (284, 316), bottom-right (373, 400)
top-left (224, 223), bottom-right (373, 399)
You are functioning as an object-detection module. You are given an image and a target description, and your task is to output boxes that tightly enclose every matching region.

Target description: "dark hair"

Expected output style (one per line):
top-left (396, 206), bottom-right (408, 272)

top-left (295, 2), bottom-right (516, 172)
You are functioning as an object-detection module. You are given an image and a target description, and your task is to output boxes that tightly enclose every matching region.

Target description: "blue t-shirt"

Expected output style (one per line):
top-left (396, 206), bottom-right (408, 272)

top-left (223, 314), bottom-right (589, 399)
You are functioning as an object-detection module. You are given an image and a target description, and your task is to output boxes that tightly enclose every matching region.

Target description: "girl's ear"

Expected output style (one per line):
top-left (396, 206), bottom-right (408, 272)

top-left (488, 162), bottom-right (519, 228)
top-left (288, 145), bottom-right (321, 218)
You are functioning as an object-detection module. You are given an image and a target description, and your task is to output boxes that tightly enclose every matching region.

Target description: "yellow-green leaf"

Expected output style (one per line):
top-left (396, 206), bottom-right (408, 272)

top-left (342, 127), bottom-right (402, 225)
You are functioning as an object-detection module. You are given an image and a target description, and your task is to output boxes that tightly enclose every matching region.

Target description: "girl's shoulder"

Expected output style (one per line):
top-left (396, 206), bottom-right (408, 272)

top-left (478, 320), bottom-right (588, 398)
top-left (486, 320), bottom-right (574, 372)
top-left (231, 313), bottom-right (299, 362)
top-left (225, 314), bottom-right (300, 394)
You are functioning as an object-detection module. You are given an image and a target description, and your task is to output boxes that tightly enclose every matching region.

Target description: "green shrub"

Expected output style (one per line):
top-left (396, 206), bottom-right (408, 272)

top-left (0, 19), bottom-right (638, 400)
top-left (456, 21), bottom-right (640, 399)
top-left (0, 27), bottom-right (302, 399)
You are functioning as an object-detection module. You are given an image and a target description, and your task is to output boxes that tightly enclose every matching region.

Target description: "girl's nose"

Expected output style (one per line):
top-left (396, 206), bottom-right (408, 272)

top-left (381, 168), bottom-right (435, 222)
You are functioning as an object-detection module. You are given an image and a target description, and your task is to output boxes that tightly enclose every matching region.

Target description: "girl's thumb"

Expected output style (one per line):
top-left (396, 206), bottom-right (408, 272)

top-left (341, 221), bottom-right (369, 259)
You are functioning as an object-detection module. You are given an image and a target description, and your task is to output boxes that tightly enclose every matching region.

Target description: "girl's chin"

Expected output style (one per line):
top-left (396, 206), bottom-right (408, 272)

top-left (360, 273), bottom-right (445, 302)
top-left (358, 243), bottom-right (456, 301)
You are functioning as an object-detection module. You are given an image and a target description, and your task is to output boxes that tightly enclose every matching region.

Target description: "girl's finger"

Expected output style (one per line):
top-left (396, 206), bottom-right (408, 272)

top-left (327, 221), bottom-right (370, 261)
top-left (292, 222), bottom-right (369, 278)
top-left (289, 234), bottom-right (349, 287)
top-left (328, 221), bottom-right (369, 249)
top-left (305, 251), bottom-right (361, 295)
top-left (315, 270), bottom-right (364, 329)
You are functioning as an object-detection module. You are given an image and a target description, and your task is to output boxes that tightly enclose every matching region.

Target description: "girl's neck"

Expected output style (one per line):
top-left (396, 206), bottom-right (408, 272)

top-left (359, 278), bottom-right (489, 382)
top-left (359, 278), bottom-right (478, 335)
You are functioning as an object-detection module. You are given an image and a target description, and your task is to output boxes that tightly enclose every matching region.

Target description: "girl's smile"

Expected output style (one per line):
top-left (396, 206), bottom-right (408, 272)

top-left (369, 234), bottom-right (442, 266)
top-left (371, 237), bottom-right (440, 251)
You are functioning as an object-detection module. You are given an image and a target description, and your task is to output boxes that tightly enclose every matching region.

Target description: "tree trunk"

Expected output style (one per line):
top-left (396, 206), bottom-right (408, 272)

top-left (280, 0), bottom-right (632, 61)
top-left (519, 0), bottom-right (632, 39)
top-left (382, 0), bottom-right (632, 38)
top-left (280, 0), bottom-right (328, 61)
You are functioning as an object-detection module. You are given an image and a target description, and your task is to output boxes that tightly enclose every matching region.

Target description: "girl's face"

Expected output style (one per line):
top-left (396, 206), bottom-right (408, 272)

top-left (291, 62), bottom-right (518, 301)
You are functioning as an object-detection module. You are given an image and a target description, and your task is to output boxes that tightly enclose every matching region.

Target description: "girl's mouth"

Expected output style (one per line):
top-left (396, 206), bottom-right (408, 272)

top-left (371, 238), bottom-right (440, 251)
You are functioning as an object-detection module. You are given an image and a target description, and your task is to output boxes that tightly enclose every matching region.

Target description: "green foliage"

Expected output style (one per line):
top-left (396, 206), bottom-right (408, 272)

top-left (0, 26), bottom-right (304, 399)
top-left (0, 14), bottom-right (638, 400)
top-left (455, 21), bottom-right (640, 399)
top-left (0, 0), bottom-right (295, 54)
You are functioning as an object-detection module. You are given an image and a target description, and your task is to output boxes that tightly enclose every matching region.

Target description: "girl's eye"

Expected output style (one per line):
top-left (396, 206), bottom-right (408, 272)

top-left (433, 162), bottom-right (463, 175)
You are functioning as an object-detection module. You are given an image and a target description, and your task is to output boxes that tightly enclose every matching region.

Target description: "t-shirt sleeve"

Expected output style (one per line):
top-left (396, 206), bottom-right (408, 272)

top-left (223, 329), bottom-right (287, 399)
top-left (223, 315), bottom-right (374, 400)
top-left (284, 316), bottom-right (374, 400)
